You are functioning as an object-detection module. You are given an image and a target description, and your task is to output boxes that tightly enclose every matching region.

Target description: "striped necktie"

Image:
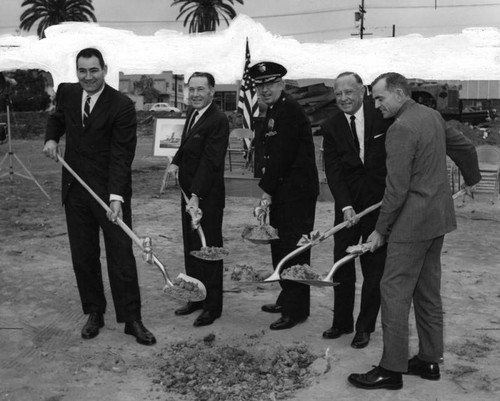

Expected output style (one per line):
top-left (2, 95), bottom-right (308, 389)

top-left (83, 95), bottom-right (91, 127)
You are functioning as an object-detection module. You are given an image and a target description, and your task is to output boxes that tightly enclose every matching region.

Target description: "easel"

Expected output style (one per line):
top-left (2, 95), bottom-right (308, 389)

top-left (0, 94), bottom-right (51, 200)
top-left (159, 156), bottom-right (178, 194)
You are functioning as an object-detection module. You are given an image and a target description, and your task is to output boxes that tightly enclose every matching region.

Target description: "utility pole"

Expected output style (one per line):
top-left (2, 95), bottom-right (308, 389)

top-left (359, 0), bottom-right (365, 39)
top-left (352, 0), bottom-right (371, 39)
top-left (174, 74), bottom-right (178, 107)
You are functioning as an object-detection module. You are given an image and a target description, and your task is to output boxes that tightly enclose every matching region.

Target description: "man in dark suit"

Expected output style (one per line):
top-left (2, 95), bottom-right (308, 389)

top-left (348, 72), bottom-right (481, 390)
top-left (248, 61), bottom-right (319, 330)
top-left (43, 47), bottom-right (156, 345)
top-left (321, 72), bottom-right (392, 349)
top-left (168, 72), bottom-right (229, 327)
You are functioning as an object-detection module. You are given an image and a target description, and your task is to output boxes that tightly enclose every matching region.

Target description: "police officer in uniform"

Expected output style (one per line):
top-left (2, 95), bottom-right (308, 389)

top-left (249, 62), bottom-right (319, 330)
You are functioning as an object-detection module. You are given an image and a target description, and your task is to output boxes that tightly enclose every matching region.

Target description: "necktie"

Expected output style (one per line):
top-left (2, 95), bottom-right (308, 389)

top-left (187, 110), bottom-right (199, 133)
top-left (83, 95), bottom-right (91, 127)
top-left (350, 115), bottom-right (360, 153)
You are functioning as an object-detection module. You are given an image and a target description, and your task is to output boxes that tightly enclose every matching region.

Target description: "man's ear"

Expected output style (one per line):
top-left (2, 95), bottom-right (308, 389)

top-left (395, 88), bottom-right (405, 101)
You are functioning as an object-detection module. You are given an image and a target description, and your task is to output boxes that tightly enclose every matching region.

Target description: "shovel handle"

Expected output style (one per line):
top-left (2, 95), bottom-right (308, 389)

top-left (57, 155), bottom-right (174, 286)
top-left (180, 188), bottom-right (207, 248)
top-left (323, 253), bottom-right (361, 282)
top-left (452, 189), bottom-right (466, 200)
top-left (316, 201), bottom-right (382, 244)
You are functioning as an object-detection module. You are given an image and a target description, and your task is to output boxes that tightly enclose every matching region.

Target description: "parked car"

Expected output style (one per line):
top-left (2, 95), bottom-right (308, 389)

top-left (149, 103), bottom-right (181, 113)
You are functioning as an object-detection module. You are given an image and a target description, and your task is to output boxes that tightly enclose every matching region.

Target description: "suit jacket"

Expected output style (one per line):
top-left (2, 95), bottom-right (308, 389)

top-left (172, 103), bottom-right (229, 210)
top-left (376, 99), bottom-right (481, 242)
top-left (322, 99), bottom-right (392, 214)
top-left (258, 92), bottom-right (319, 205)
top-left (45, 83), bottom-right (137, 203)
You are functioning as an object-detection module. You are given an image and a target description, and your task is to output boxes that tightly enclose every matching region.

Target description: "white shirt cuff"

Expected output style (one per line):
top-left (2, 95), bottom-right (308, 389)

top-left (110, 194), bottom-right (124, 203)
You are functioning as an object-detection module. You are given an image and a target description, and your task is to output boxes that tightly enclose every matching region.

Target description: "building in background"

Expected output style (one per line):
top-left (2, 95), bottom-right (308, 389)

top-left (119, 72), bottom-right (185, 111)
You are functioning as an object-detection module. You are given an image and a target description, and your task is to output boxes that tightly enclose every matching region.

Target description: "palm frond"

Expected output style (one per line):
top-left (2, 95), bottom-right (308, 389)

top-left (19, 0), bottom-right (97, 38)
top-left (172, 0), bottom-right (243, 33)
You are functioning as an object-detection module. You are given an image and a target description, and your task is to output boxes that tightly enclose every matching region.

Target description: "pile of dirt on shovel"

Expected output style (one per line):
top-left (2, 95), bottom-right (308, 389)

top-left (151, 334), bottom-right (321, 400)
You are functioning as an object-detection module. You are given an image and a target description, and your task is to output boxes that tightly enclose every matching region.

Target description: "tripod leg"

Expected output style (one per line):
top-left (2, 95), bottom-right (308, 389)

top-left (0, 152), bottom-right (14, 185)
top-left (0, 100), bottom-right (50, 200)
top-left (12, 153), bottom-right (51, 200)
top-left (0, 152), bottom-right (9, 168)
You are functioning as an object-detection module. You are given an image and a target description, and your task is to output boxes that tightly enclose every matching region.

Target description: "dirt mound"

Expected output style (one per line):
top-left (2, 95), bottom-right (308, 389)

top-left (153, 336), bottom-right (320, 401)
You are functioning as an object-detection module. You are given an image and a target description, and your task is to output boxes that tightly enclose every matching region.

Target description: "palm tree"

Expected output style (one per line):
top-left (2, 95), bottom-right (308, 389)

top-left (19, 0), bottom-right (97, 39)
top-left (172, 0), bottom-right (244, 33)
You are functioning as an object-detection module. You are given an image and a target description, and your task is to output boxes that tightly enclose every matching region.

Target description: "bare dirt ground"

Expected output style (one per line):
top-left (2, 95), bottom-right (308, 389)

top-left (1, 136), bottom-right (500, 401)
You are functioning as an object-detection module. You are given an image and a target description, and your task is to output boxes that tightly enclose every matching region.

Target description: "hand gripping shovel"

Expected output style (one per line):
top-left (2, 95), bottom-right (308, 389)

top-left (263, 201), bottom-right (382, 282)
top-left (241, 199), bottom-right (279, 244)
top-left (282, 243), bottom-right (371, 287)
top-left (57, 155), bottom-right (207, 302)
top-left (180, 188), bottom-right (228, 261)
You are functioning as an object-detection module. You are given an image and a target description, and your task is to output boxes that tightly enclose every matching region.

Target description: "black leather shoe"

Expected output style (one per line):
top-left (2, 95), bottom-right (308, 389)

top-left (124, 321), bottom-right (156, 345)
top-left (351, 332), bottom-right (371, 349)
top-left (269, 316), bottom-right (306, 330)
top-left (193, 310), bottom-right (221, 327)
top-left (81, 312), bottom-right (104, 339)
top-left (322, 326), bottom-right (353, 339)
top-left (261, 304), bottom-right (283, 314)
top-left (404, 356), bottom-right (440, 380)
top-left (348, 366), bottom-right (403, 390)
top-left (175, 302), bottom-right (203, 316)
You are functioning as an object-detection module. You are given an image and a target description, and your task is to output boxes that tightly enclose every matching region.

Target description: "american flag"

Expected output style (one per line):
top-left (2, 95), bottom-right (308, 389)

top-left (237, 39), bottom-right (258, 131)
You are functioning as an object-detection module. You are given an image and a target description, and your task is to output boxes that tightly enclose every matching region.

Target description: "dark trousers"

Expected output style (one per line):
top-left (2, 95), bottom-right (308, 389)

top-left (64, 183), bottom-right (141, 323)
top-left (269, 198), bottom-right (316, 320)
top-left (380, 236), bottom-right (444, 372)
top-left (181, 201), bottom-right (224, 315)
top-left (332, 209), bottom-right (386, 332)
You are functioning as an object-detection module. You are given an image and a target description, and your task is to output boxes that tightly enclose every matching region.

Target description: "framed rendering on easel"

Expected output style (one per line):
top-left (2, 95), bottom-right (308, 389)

top-left (152, 117), bottom-right (186, 158)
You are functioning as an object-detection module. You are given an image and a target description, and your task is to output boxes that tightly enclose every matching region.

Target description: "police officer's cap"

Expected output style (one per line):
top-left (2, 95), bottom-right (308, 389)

top-left (249, 62), bottom-right (287, 85)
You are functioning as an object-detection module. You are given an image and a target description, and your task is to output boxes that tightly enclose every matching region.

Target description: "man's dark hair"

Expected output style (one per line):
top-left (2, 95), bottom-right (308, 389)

top-left (188, 72), bottom-right (215, 88)
top-left (371, 72), bottom-right (410, 96)
top-left (336, 71), bottom-right (364, 85)
top-left (76, 48), bottom-right (106, 69)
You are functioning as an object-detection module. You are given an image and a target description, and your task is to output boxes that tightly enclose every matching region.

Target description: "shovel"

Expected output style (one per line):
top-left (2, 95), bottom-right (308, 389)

top-left (179, 188), bottom-right (228, 261)
top-left (280, 189), bottom-right (467, 286)
top-left (263, 201), bottom-right (382, 282)
top-left (56, 155), bottom-right (207, 302)
top-left (241, 199), bottom-right (279, 244)
top-left (284, 244), bottom-right (371, 287)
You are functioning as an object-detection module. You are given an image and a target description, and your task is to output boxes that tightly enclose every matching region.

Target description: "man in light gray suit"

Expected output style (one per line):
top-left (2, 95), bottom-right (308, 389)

top-left (348, 72), bottom-right (481, 390)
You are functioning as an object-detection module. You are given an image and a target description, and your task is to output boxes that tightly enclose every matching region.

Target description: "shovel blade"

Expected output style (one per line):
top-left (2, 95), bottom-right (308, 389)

top-left (283, 278), bottom-right (338, 287)
top-left (190, 251), bottom-right (224, 261)
top-left (164, 273), bottom-right (207, 302)
top-left (190, 246), bottom-right (228, 261)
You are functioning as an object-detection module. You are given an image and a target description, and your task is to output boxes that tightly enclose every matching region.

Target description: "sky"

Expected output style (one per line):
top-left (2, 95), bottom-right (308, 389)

top-left (1, 0), bottom-right (500, 42)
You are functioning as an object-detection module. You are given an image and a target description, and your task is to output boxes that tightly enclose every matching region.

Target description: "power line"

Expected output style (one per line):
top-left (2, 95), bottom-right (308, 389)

top-left (5, 2), bottom-right (500, 32)
top-left (7, 2), bottom-right (500, 27)
top-left (369, 2), bottom-right (500, 9)
top-left (99, 2), bottom-right (500, 24)
top-left (251, 8), bottom-right (353, 19)
top-left (285, 22), bottom-right (496, 38)
top-left (282, 26), bottom-right (356, 36)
